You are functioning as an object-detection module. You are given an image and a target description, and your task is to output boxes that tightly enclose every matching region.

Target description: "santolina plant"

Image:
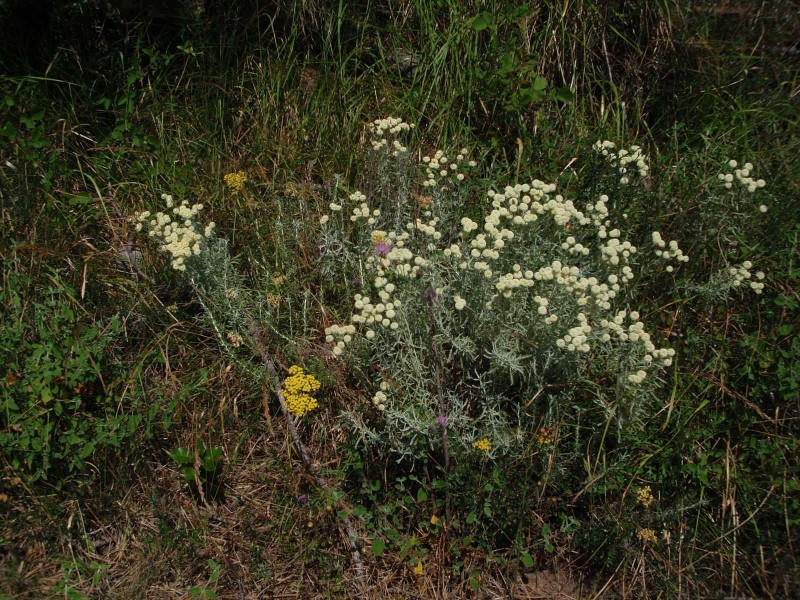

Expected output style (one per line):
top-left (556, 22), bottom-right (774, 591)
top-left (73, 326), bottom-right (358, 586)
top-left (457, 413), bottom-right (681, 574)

top-left (132, 193), bottom-right (254, 358)
top-left (132, 187), bottom-right (330, 424)
top-left (131, 118), bottom-right (768, 465)
top-left (318, 118), bottom-right (767, 460)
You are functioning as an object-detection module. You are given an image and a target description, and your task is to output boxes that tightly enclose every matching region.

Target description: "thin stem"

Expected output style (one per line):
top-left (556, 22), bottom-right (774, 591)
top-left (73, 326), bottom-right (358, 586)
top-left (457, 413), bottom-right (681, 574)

top-left (429, 307), bottom-right (452, 528)
top-left (246, 321), bottom-right (366, 582)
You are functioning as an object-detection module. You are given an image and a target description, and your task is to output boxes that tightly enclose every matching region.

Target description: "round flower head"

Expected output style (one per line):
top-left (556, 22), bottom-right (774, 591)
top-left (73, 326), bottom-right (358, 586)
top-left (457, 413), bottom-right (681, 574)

top-left (224, 170), bottom-right (247, 194)
top-left (280, 365), bottom-right (321, 417)
top-left (374, 240), bottom-right (392, 257)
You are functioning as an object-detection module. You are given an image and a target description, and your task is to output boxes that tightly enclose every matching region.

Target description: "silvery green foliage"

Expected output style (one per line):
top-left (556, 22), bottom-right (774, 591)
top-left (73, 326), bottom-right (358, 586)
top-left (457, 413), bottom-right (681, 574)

top-left (132, 124), bottom-right (767, 465)
top-left (682, 259), bottom-right (766, 305)
top-left (322, 119), bottom-right (688, 460)
top-left (185, 235), bottom-right (254, 352)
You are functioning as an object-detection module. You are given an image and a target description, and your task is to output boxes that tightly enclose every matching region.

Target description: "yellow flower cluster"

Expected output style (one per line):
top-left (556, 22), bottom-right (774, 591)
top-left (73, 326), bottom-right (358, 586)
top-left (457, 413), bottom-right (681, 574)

top-left (224, 171), bottom-right (247, 194)
top-left (637, 528), bottom-right (658, 544)
top-left (473, 438), bottom-right (491, 452)
top-left (635, 485), bottom-right (655, 508)
top-left (535, 428), bottom-right (555, 445)
top-left (415, 193), bottom-right (433, 209)
top-left (226, 331), bottom-right (244, 347)
top-left (280, 365), bottom-right (321, 417)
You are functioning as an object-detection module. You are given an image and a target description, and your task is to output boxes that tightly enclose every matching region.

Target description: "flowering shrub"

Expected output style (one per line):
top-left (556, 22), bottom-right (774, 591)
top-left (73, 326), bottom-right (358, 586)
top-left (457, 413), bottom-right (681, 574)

top-left (133, 192), bottom-right (256, 362)
top-left (669, 160), bottom-right (772, 303)
top-left (318, 118), bottom-right (766, 461)
top-left (129, 119), bottom-right (768, 470)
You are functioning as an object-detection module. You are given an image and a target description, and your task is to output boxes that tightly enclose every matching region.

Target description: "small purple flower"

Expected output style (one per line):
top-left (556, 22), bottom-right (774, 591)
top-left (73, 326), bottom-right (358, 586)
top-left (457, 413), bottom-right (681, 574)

top-left (437, 415), bottom-right (448, 428)
top-left (298, 494), bottom-right (309, 503)
top-left (374, 240), bottom-right (391, 257)
top-left (424, 288), bottom-right (437, 303)
top-left (353, 277), bottom-right (362, 287)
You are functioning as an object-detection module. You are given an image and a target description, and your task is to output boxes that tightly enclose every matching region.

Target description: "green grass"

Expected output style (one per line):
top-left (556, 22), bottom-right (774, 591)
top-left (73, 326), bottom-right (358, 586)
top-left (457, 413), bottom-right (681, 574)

top-left (1, 1), bottom-right (798, 598)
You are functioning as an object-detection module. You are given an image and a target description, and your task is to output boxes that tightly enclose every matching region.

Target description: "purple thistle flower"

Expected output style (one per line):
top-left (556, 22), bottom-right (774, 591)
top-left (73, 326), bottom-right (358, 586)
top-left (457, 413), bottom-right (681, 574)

top-left (374, 240), bottom-right (391, 257)
top-left (353, 277), bottom-right (362, 287)
top-left (437, 415), bottom-right (448, 428)
top-left (424, 288), bottom-right (437, 303)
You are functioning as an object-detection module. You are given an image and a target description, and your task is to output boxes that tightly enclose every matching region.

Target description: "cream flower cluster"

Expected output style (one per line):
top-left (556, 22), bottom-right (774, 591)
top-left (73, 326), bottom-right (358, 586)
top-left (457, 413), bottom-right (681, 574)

top-left (461, 217), bottom-right (479, 233)
top-left (318, 190), bottom-right (377, 225)
top-left (584, 196), bottom-right (639, 267)
top-left (338, 181), bottom-right (663, 382)
top-left (455, 184), bottom-right (636, 316)
top-left (593, 140), bottom-right (650, 184)
top-left (371, 381), bottom-right (391, 411)
top-left (350, 228), bottom-right (424, 340)
top-left (421, 148), bottom-right (477, 188)
top-left (351, 291), bottom-right (401, 337)
top-left (717, 160), bottom-right (765, 193)
top-left (324, 323), bottom-right (357, 356)
top-left (409, 214), bottom-right (443, 240)
top-left (324, 131), bottom-right (688, 385)
top-left (555, 312), bottom-right (591, 352)
top-left (325, 212), bottom-right (455, 356)
top-left (372, 390), bottom-right (388, 411)
top-left (319, 190), bottom-right (379, 226)
top-left (369, 117), bottom-right (413, 155)
top-left (652, 231), bottom-right (689, 272)
top-left (348, 191), bottom-right (381, 224)
top-left (370, 117), bottom-right (414, 136)
top-left (728, 261), bottom-right (766, 293)
top-left (133, 194), bottom-right (215, 272)
top-left (596, 310), bottom-right (675, 372)
top-left (453, 183), bottom-right (672, 377)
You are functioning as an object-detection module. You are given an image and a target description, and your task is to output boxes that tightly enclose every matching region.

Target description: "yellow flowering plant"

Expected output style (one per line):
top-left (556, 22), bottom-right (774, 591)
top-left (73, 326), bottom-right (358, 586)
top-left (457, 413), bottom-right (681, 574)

top-left (473, 438), bottom-right (491, 452)
top-left (535, 428), bottom-right (555, 445)
top-left (637, 528), bottom-right (658, 544)
top-left (224, 170), bottom-right (247, 194)
top-left (280, 365), bottom-right (321, 417)
top-left (635, 485), bottom-right (655, 508)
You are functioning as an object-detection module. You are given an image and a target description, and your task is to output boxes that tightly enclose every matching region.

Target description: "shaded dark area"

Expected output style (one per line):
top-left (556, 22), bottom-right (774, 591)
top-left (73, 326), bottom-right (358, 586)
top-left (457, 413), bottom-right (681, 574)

top-left (1, 0), bottom-right (698, 144)
top-left (0, 0), bottom-right (185, 74)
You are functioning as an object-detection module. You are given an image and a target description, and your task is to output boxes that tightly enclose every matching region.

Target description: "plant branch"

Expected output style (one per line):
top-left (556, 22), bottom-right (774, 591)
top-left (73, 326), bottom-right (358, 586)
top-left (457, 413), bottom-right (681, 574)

top-left (246, 321), bottom-right (366, 582)
top-left (429, 308), bottom-right (452, 528)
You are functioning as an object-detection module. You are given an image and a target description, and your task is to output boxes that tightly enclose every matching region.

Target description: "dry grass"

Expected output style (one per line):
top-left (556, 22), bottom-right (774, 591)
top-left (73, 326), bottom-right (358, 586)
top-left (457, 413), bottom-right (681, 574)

top-left (1, 425), bottom-right (584, 599)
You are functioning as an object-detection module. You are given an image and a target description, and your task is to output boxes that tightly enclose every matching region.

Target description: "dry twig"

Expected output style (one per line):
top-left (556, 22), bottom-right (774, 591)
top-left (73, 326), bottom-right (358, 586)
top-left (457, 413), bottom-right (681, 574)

top-left (246, 321), bottom-right (366, 583)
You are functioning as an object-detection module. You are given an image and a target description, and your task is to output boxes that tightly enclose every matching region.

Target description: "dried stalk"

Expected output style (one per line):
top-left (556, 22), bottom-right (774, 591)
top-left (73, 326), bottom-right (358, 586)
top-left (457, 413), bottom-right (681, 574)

top-left (429, 307), bottom-right (452, 528)
top-left (246, 322), bottom-right (365, 582)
